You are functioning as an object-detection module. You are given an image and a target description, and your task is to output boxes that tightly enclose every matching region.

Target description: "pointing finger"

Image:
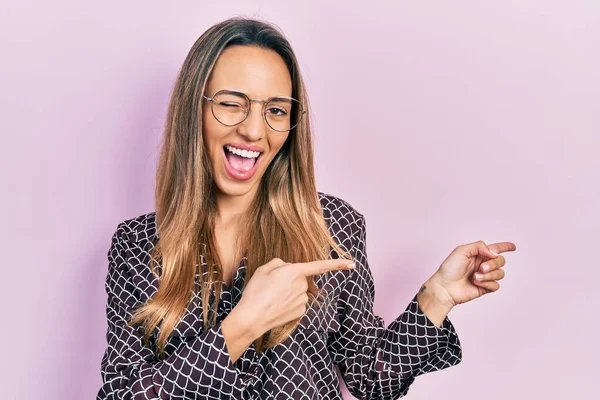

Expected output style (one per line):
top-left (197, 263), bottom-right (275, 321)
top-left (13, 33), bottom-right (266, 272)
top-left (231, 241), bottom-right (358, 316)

top-left (293, 259), bottom-right (356, 277)
top-left (488, 242), bottom-right (517, 255)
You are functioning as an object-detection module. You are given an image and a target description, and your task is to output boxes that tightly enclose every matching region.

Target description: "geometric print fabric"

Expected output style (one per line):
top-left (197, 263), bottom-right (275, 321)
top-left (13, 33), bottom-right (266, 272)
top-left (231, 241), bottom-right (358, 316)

top-left (97, 192), bottom-right (462, 399)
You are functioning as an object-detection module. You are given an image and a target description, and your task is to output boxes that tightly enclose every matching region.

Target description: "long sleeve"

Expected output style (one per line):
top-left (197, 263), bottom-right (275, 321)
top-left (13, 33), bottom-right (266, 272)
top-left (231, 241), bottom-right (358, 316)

top-left (97, 223), bottom-right (247, 400)
top-left (326, 215), bottom-right (462, 399)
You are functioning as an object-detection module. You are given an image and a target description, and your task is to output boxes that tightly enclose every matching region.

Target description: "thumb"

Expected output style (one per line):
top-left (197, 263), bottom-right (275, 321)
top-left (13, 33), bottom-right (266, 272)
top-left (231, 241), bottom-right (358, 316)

top-left (477, 241), bottom-right (499, 258)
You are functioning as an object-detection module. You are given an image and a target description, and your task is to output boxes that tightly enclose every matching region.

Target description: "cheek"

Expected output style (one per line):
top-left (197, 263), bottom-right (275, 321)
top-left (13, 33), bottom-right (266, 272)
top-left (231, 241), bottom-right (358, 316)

top-left (268, 133), bottom-right (290, 155)
top-left (202, 118), bottom-right (228, 161)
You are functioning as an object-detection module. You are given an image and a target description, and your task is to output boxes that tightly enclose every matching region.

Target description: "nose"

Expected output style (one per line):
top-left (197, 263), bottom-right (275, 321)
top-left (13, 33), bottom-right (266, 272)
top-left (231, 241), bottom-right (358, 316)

top-left (237, 100), bottom-right (267, 141)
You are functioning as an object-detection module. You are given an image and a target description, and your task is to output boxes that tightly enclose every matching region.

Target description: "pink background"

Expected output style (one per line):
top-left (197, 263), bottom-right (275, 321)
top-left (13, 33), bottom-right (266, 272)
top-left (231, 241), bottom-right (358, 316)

top-left (1, 1), bottom-right (598, 399)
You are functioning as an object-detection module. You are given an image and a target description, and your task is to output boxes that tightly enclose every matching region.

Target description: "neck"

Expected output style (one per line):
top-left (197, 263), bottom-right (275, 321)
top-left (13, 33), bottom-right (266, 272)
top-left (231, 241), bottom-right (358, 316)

top-left (215, 185), bottom-right (258, 227)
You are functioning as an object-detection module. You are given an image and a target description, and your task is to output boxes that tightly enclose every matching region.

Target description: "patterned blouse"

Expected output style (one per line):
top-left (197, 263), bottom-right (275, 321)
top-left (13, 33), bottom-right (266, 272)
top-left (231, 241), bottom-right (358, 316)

top-left (97, 192), bottom-right (462, 399)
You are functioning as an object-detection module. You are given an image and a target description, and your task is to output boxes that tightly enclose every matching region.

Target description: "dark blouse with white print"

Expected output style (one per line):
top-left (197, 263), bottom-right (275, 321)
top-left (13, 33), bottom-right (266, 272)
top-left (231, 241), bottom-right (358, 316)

top-left (97, 192), bottom-right (462, 399)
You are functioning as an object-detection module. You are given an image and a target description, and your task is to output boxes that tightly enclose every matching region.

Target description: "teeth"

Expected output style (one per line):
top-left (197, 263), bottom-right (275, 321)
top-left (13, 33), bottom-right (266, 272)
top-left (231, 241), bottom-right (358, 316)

top-left (225, 145), bottom-right (261, 159)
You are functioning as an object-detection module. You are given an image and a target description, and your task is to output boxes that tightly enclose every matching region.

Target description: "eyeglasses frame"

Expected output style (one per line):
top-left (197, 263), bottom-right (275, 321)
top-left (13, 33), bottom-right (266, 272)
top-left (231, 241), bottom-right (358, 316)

top-left (202, 89), bottom-right (306, 132)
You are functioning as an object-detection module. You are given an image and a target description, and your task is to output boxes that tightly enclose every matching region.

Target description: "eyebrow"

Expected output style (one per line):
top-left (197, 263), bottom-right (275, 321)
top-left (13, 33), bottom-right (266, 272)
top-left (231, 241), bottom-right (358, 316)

top-left (212, 89), bottom-right (294, 100)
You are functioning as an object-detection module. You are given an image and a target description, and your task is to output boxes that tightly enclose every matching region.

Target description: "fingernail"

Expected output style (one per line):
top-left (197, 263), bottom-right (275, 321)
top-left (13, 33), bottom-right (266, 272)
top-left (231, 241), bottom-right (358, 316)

top-left (347, 263), bottom-right (356, 269)
top-left (482, 264), bottom-right (490, 272)
top-left (475, 273), bottom-right (483, 280)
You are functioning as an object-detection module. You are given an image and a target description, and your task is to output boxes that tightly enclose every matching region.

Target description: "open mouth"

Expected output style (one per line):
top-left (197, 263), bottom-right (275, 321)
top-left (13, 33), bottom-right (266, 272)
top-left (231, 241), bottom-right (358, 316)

top-left (222, 145), bottom-right (264, 181)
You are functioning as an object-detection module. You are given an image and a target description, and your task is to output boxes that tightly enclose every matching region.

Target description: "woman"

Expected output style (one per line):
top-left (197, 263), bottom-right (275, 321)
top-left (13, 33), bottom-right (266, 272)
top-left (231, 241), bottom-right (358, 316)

top-left (97, 17), bottom-right (516, 399)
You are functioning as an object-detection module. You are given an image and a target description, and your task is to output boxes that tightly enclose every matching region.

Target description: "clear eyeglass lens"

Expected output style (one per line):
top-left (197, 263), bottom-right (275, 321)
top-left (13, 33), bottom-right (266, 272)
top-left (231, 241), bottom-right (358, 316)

top-left (212, 92), bottom-right (249, 126)
top-left (265, 98), bottom-right (303, 132)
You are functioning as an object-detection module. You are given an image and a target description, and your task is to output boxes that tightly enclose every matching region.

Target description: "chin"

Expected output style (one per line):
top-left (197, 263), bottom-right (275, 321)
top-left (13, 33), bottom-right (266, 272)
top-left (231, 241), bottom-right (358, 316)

top-left (214, 173), bottom-right (262, 197)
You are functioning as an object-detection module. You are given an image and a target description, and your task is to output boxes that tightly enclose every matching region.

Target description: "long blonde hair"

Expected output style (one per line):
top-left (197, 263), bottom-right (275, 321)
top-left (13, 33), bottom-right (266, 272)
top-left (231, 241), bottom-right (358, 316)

top-left (130, 17), bottom-right (352, 358)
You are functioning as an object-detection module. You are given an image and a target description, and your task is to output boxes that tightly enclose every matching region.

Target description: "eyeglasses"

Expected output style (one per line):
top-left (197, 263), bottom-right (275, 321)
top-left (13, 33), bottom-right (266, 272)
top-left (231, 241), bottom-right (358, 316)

top-left (203, 89), bottom-right (306, 132)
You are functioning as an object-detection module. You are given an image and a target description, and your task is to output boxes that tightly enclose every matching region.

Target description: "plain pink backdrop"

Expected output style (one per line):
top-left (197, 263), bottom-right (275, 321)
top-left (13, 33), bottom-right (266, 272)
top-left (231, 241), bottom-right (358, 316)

top-left (1, 1), bottom-right (598, 399)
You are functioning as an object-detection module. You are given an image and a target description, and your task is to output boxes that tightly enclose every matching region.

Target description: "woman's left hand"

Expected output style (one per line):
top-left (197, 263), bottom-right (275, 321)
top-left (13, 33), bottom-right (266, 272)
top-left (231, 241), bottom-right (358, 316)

top-left (429, 240), bottom-right (517, 307)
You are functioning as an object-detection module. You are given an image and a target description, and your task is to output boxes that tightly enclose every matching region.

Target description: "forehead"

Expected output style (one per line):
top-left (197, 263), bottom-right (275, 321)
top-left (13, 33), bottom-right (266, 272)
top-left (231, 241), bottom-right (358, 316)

top-left (206, 45), bottom-right (292, 99)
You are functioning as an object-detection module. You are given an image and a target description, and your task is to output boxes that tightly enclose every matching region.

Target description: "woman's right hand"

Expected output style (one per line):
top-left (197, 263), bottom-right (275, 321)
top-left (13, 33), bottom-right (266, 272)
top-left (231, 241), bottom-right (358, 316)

top-left (237, 257), bottom-right (356, 336)
top-left (221, 257), bottom-right (355, 362)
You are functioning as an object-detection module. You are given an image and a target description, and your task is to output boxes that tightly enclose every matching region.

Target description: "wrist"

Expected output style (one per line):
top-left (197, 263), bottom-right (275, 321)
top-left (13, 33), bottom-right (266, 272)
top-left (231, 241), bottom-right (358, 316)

top-left (415, 277), bottom-right (455, 328)
top-left (226, 302), bottom-right (264, 342)
top-left (221, 304), bottom-right (264, 364)
top-left (418, 275), bottom-right (455, 312)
